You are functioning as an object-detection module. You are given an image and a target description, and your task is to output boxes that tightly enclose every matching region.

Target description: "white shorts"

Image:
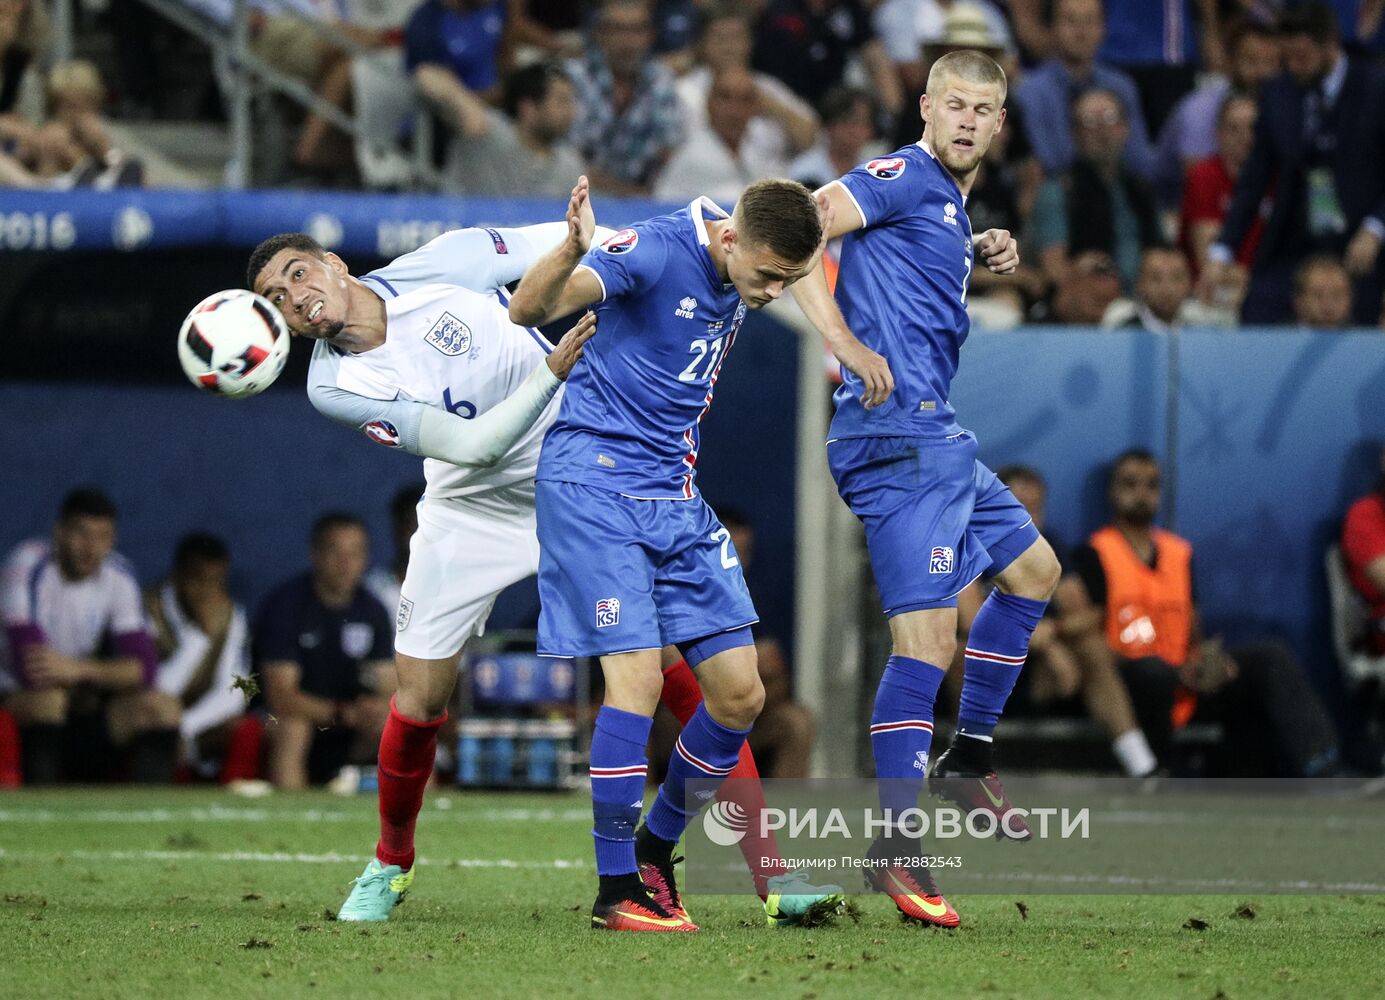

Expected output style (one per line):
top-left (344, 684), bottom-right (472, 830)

top-left (393, 488), bottom-right (538, 660)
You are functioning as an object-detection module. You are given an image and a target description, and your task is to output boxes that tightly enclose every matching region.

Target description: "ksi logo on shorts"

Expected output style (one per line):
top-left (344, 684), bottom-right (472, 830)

top-left (595, 597), bottom-right (621, 628)
top-left (929, 546), bottom-right (954, 575)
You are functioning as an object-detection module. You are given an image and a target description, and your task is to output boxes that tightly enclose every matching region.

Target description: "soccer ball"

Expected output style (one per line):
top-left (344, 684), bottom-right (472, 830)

top-left (177, 289), bottom-right (291, 398)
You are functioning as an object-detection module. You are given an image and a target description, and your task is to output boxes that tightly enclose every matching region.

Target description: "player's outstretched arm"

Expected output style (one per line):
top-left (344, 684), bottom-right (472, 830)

top-left (508, 176), bottom-right (605, 326)
top-left (792, 184), bottom-right (894, 410)
top-left (310, 314), bottom-right (596, 469)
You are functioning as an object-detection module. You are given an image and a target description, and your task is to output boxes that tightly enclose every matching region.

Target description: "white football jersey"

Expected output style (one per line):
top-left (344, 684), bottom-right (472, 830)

top-left (311, 282), bottom-right (554, 499)
top-left (305, 222), bottom-right (611, 501)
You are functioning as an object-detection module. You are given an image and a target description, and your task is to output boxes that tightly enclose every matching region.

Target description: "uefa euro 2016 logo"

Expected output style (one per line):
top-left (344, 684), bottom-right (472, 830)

top-left (595, 597), bottom-right (621, 628)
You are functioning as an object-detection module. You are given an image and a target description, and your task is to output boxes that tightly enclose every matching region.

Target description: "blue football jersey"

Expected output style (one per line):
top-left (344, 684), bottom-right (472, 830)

top-left (537, 198), bottom-right (748, 500)
top-left (828, 143), bottom-right (975, 441)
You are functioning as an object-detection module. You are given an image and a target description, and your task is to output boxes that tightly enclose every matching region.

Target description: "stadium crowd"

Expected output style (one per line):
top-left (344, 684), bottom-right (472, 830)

top-left (5, 0), bottom-right (1385, 327)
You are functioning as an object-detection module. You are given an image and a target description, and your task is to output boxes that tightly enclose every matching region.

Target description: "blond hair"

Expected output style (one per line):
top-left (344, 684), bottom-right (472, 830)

top-left (926, 50), bottom-right (1008, 105)
top-left (48, 59), bottom-right (105, 108)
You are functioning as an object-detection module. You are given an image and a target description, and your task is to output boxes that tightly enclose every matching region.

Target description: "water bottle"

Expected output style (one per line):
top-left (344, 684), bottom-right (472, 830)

top-left (488, 724), bottom-right (516, 785)
top-left (458, 732), bottom-right (482, 785)
top-left (527, 737), bottom-right (557, 786)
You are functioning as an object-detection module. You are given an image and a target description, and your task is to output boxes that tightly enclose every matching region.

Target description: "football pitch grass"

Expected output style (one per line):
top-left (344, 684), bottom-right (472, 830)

top-left (1, 788), bottom-right (1381, 999)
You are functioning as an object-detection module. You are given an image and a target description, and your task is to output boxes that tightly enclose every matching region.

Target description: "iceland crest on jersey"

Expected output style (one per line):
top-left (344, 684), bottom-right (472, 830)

top-left (601, 229), bottom-right (639, 254)
top-left (929, 546), bottom-right (954, 575)
top-left (865, 157), bottom-right (907, 180)
top-left (425, 311), bottom-right (473, 356)
top-left (362, 419), bottom-right (402, 447)
top-left (595, 597), bottom-right (621, 628)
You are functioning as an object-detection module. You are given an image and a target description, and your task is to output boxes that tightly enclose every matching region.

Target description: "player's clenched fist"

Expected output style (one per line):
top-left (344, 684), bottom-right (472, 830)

top-left (976, 228), bottom-right (1019, 274)
top-left (565, 175), bottom-right (596, 258)
top-left (546, 310), bottom-right (597, 380)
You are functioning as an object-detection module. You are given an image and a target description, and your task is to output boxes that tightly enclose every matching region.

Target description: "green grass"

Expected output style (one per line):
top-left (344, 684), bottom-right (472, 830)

top-left (1, 788), bottom-right (1381, 999)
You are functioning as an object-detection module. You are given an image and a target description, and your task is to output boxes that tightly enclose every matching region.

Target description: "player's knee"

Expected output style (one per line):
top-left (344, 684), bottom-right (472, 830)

top-left (998, 539), bottom-right (1061, 600)
top-left (707, 671), bottom-right (765, 729)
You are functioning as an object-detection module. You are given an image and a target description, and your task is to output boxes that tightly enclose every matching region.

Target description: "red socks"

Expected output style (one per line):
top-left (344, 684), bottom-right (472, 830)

top-left (218, 715), bottom-right (265, 784)
top-left (375, 696), bottom-right (447, 871)
top-left (660, 659), bottom-right (788, 898)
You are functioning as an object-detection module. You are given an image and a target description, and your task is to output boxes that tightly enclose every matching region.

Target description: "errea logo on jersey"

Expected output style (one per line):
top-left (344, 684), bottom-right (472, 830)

top-left (601, 229), bottom-right (639, 254)
top-left (943, 202), bottom-right (958, 226)
top-left (675, 296), bottom-right (697, 319)
top-left (425, 312), bottom-right (472, 356)
top-left (865, 157), bottom-right (907, 180)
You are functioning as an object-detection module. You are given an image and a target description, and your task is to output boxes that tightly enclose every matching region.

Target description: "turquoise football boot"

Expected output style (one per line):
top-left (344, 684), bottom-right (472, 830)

top-left (337, 859), bottom-right (413, 922)
top-left (764, 869), bottom-right (847, 927)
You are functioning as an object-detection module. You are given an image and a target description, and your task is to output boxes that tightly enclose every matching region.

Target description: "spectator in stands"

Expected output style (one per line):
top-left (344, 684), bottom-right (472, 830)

top-left (1293, 253), bottom-right (1354, 329)
top-left (43, 60), bottom-right (142, 187)
top-left (873, 0), bottom-right (1016, 97)
top-left (751, 0), bottom-right (902, 117)
top-left (256, 512), bottom-right (393, 790)
top-left (1205, 3), bottom-right (1385, 325)
top-left (1097, 0), bottom-right (1226, 135)
top-left (1048, 250), bottom-right (1123, 325)
top-left (365, 482), bottom-right (423, 615)
top-left (145, 533), bottom-right (256, 781)
top-left (0, 489), bottom-right (176, 785)
top-left (1343, 445), bottom-right (1385, 658)
top-left (673, 5), bottom-right (818, 174)
top-left (654, 67), bottom-right (784, 203)
top-left (1179, 93), bottom-right (1262, 294)
top-left (1012, 0), bottom-right (1158, 183)
top-left (1068, 450), bottom-right (1339, 776)
top-left (1102, 246), bottom-right (1237, 331)
top-left (788, 86), bottom-right (883, 190)
top-left (441, 62), bottom-right (585, 196)
top-left (0, 0), bottom-right (44, 118)
top-left (566, 0), bottom-right (681, 195)
top-left (954, 466), bottom-right (1161, 777)
top-left (1157, 20), bottom-right (1280, 206)
top-left (1030, 88), bottom-right (1162, 297)
top-left (408, 0), bottom-right (510, 147)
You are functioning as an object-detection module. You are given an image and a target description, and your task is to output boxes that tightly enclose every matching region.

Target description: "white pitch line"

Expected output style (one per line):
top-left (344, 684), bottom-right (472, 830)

top-left (0, 847), bottom-right (589, 869)
top-left (0, 806), bottom-right (590, 825)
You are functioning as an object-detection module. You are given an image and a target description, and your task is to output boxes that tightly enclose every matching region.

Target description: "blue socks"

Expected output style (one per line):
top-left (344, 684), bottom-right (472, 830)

top-left (870, 655), bottom-right (945, 819)
top-left (645, 704), bottom-right (747, 844)
top-left (589, 706), bottom-right (652, 876)
top-left (957, 590), bottom-right (1047, 739)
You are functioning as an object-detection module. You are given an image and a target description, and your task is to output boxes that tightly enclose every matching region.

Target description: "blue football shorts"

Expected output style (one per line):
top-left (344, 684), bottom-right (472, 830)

top-left (534, 481), bottom-right (758, 657)
top-left (827, 431), bottom-right (1040, 616)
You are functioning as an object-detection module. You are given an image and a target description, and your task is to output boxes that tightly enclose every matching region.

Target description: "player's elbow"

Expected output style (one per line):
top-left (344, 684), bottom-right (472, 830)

top-left (508, 296), bottom-right (540, 327)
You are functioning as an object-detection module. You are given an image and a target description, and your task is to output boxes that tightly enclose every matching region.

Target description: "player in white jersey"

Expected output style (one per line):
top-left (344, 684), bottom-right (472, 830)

top-left (247, 220), bottom-right (599, 919)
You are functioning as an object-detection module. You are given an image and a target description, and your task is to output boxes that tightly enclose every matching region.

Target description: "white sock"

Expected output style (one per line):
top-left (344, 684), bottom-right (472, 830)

top-left (1112, 729), bottom-right (1157, 777)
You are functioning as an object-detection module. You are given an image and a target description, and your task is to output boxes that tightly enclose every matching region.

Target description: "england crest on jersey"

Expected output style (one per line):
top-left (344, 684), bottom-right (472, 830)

top-left (425, 312), bottom-right (473, 356)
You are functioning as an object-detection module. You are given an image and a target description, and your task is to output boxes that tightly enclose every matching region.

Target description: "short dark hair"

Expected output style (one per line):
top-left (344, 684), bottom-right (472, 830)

top-left (1228, 17), bottom-right (1277, 52)
top-left (1108, 448), bottom-right (1160, 487)
top-left (311, 511), bottom-right (366, 548)
top-left (997, 465), bottom-right (1045, 490)
top-left (503, 62), bottom-right (568, 118)
top-left (246, 233), bottom-right (328, 291)
top-left (390, 483), bottom-right (424, 526)
top-left (59, 487), bottom-right (116, 523)
top-left (173, 532), bottom-right (230, 572)
top-left (734, 179), bottom-right (822, 264)
top-left (1278, 2), bottom-right (1338, 44)
top-left (819, 85), bottom-right (874, 126)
